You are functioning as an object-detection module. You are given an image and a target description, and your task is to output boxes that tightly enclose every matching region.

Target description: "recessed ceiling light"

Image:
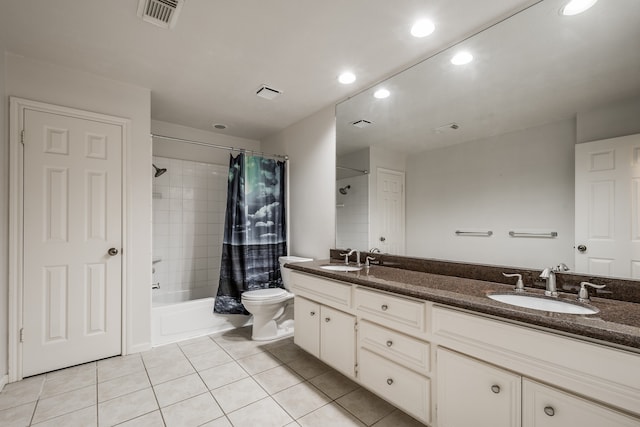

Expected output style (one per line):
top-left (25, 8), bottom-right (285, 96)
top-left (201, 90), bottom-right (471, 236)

top-left (451, 52), bottom-right (473, 65)
top-left (411, 19), bottom-right (435, 38)
top-left (374, 88), bottom-right (390, 99)
top-left (212, 123), bottom-right (227, 130)
top-left (561, 0), bottom-right (598, 16)
top-left (338, 72), bottom-right (356, 84)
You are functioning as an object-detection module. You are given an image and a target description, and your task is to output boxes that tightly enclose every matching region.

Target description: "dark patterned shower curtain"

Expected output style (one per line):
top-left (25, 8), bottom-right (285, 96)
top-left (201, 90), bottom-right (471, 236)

top-left (214, 153), bottom-right (287, 314)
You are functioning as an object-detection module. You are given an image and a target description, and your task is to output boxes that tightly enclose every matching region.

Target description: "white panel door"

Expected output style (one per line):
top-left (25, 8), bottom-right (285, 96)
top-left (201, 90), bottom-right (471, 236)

top-left (575, 134), bottom-right (640, 278)
top-left (22, 108), bottom-right (122, 377)
top-left (376, 168), bottom-right (405, 254)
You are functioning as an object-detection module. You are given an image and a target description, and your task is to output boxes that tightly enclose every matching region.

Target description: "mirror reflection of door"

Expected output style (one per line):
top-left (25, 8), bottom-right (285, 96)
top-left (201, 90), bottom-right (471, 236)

top-left (375, 168), bottom-right (405, 255)
top-left (575, 134), bottom-right (640, 279)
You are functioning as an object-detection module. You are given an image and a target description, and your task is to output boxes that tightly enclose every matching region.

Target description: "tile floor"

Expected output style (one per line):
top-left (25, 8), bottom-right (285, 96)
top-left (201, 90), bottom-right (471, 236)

top-left (0, 327), bottom-right (426, 426)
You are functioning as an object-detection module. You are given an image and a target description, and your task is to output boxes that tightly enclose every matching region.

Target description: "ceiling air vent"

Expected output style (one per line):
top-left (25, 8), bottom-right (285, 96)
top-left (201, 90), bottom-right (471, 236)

top-left (256, 85), bottom-right (283, 100)
top-left (433, 122), bottom-right (460, 133)
top-left (351, 119), bottom-right (372, 129)
top-left (137, 0), bottom-right (185, 30)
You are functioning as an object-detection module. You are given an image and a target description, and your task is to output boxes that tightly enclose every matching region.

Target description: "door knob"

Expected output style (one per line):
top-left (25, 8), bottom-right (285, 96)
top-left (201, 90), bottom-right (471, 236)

top-left (577, 244), bottom-right (587, 253)
top-left (380, 236), bottom-right (386, 242)
top-left (108, 248), bottom-right (119, 256)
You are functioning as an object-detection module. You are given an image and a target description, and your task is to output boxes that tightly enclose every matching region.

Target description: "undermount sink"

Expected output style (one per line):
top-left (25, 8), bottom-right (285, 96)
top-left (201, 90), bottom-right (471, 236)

top-left (488, 293), bottom-right (599, 315)
top-left (320, 265), bottom-right (362, 272)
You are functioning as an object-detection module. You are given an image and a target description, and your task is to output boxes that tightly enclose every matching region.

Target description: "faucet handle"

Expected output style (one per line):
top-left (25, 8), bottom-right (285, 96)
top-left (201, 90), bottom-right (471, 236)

top-left (503, 273), bottom-right (525, 292)
top-left (577, 282), bottom-right (605, 303)
top-left (554, 263), bottom-right (570, 272)
top-left (365, 256), bottom-right (376, 267)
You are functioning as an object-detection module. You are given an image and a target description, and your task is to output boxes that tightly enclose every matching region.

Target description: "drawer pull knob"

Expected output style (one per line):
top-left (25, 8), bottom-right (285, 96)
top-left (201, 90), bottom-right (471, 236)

top-left (386, 340), bottom-right (393, 347)
top-left (325, 318), bottom-right (331, 322)
top-left (310, 311), bottom-right (315, 316)
top-left (386, 378), bottom-right (394, 385)
top-left (381, 304), bottom-right (388, 311)
top-left (491, 385), bottom-right (501, 394)
top-left (544, 406), bottom-right (555, 417)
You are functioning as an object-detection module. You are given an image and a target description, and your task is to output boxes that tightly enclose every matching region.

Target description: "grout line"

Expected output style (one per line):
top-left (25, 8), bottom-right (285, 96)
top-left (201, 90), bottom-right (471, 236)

top-left (141, 353), bottom-right (167, 426)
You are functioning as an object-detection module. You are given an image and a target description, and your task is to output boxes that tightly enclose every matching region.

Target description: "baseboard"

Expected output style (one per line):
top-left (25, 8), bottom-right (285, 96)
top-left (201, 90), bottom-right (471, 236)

top-left (0, 374), bottom-right (9, 392)
top-left (127, 342), bottom-right (152, 355)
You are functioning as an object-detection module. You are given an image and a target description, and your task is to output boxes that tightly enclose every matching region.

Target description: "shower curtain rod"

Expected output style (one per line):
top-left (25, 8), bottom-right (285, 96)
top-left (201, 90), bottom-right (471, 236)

top-left (151, 133), bottom-right (289, 160)
top-left (337, 165), bottom-right (368, 174)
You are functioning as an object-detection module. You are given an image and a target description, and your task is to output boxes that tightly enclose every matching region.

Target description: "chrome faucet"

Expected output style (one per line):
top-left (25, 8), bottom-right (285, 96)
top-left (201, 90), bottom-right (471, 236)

top-left (539, 263), bottom-right (569, 297)
top-left (339, 249), bottom-right (361, 267)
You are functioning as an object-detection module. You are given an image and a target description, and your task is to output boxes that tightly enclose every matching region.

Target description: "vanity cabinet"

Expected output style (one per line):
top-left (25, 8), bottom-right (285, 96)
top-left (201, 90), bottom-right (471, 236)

top-left (436, 348), bottom-right (521, 427)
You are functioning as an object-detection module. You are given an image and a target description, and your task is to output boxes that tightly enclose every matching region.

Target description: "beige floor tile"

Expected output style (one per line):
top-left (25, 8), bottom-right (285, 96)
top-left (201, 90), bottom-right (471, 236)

top-left (141, 344), bottom-right (185, 369)
top-left (41, 367), bottom-right (96, 398)
top-left (286, 354), bottom-right (331, 380)
top-left (32, 385), bottom-right (96, 424)
top-left (146, 357), bottom-right (195, 385)
top-left (253, 365), bottom-right (304, 395)
top-left (117, 410), bottom-right (165, 427)
top-left (336, 388), bottom-right (396, 426)
top-left (297, 403), bottom-right (365, 427)
top-left (0, 375), bottom-right (45, 411)
top-left (161, 392), bottom-right (223, 427)
top-left (98, 371), bottom-right (151, 402)
top-left (200, 416), bottom-right (233, 427)
top-left (372, 409), bottom-right (427, 427)
top-left (45, 362), bottom-right (96, 380)
top-left (237, 351), bottom-right (282, 375)
top-left (273, 382), bottom-right (331, 419)
top-left (187, 348), bottom-right (233, 372)
top-left (153, 373), bottom-right (208, 408)
top-left (179, 337), bottom-right (222, 358)
top-left (267, 342), bottom-right (308, 364)
top-left (199, 361), bottom-right (248, 390)
top-left (285, 422), bottom-right (301, 427)
top-left (97, 354), bottom-right (145, 383)
top-left (227, 397), bottom-right (293, 427)
top-left (98, 387), bottom-right (158, 427)
top-left (308, 370), bottom-right (360, 400)
top-left (31, 405), bottom-right (96, 427)
top-left (210, 377), bottom-right (268, 413)
top-left (0, 401), bottom-right (36, 427)
top-left (219, 340), bottom-right (266, 359)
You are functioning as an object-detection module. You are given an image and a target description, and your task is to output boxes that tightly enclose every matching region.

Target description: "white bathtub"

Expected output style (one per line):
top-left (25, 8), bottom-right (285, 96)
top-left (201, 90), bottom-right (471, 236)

top-left (151, 293), bottom-right (252, 346)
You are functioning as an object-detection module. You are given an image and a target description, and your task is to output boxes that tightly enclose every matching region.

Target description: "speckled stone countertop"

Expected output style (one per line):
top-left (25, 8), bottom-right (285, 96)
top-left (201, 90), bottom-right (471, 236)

top-left (286, 260), bottom-right (640, 352)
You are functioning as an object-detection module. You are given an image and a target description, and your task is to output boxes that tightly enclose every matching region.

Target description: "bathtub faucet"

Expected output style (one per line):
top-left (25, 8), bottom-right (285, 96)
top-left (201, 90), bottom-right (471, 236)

top-left (152, 282), bottom-right (161, 290)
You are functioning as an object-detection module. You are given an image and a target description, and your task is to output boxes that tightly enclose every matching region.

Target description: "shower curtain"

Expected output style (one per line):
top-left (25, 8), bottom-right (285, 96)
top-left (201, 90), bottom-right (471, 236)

top-left (214, 153), bottom-right (287, 314)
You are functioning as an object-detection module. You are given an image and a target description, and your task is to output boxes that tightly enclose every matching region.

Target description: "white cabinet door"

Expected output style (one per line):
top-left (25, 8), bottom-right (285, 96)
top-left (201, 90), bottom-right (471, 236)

top-left (523, 379), bottom-right (640, 427)
top-left (320, 305), bottom-right (355, 377)
top-left (294, 297), bottom-right (320, 357)
top-left (437, 348), bottom-right (521, 427)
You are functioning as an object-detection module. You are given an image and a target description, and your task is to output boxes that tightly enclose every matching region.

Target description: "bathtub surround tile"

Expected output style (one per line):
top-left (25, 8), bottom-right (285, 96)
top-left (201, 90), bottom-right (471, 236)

top-left (297, 402), bottom-right (366, 427)
top-left (0, 375), bottom-right (45, 411)
top-left (227, 397), bottom-right (293, 427)
top-left (153, 373), bottom-right (208, 408)
top-left (0, 401), bottom-right (36, 426)
top-left (272, 382), bottom-right (331, 420)
top-left (161, 392), bottom-right (223, 427)
top-left (199, 361), bottom-right (249, 390)
top-left (97, 387), bottom-right (158, 427)
top-left (336, 388), bottom-right (396, 426)
top-left (31, 406), bottom-right (96, 427)
top-left (98, 371), bottom-right (151, 402)
top-left (253, 365), bottom-right (304, 395)
top-left (31, 385), bottom-right (96, 424)
top-left (308, 370), bottom-right (360, 400)
top-left (237, 351), bottom-right (283, 375)
top-left (210, 377), bottom-right (268, 413)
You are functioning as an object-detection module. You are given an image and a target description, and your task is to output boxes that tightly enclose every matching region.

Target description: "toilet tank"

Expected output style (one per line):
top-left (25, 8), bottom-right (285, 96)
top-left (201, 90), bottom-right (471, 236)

top-left (279, 256), bottom-right (313, 290)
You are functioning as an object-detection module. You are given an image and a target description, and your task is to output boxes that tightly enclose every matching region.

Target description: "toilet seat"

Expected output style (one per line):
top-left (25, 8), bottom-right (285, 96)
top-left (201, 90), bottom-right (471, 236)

top-left (242, 288), bottom-right (292, 303)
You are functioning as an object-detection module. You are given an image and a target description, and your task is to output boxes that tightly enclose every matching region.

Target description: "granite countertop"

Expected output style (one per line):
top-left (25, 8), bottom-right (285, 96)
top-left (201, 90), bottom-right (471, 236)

top-left (287, 260), bottom-right (640, 352)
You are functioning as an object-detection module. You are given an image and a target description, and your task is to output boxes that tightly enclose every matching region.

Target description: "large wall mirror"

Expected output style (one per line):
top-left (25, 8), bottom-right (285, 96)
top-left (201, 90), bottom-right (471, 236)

top-left (335, 0), bottom-right (640, 279)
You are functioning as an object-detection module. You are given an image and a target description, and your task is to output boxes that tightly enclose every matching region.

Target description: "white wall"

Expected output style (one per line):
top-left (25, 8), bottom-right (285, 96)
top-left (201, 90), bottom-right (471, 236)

top-left (5, 54), bottom-right (152, 355)
top-left (0, 49), bottom-right (9, 385)
top-left (262, 106), bottom-right (336, 261)
top-left (406, 119), bottom-right (575, 270)
top-left (577, 97), bottom-right (640, 144)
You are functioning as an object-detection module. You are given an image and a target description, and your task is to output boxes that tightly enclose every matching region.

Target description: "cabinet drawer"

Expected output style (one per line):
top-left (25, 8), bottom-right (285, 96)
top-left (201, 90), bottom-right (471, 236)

top-left (359, 348), bottom-right (431, 424)
top-left (358, 320), bottom-right (430, 374)
top-left (355, 287), bottom-right (426, 333)
top-left (290, 272), bottom-right (352, 310)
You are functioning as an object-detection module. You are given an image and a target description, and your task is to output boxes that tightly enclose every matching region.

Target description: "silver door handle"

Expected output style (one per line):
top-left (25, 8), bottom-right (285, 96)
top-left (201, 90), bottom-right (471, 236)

top-left (108, 248), bottom-right (119, 256)
top-left (577, 244), bottom-right (587, 253)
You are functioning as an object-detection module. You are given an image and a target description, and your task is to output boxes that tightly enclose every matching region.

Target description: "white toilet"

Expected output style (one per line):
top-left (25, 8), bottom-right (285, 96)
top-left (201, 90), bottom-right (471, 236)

top-left (241, 256), bottom-right (313, 341)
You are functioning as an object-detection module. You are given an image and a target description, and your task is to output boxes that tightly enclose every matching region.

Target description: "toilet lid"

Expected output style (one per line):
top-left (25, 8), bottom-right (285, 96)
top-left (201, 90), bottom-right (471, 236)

top-left (242, 288), bottom-right (289, 301)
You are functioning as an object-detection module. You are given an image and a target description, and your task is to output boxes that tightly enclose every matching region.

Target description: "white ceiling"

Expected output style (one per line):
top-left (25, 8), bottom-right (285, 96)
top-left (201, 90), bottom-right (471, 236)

top-left (0, 0), bottom-right (536, 141)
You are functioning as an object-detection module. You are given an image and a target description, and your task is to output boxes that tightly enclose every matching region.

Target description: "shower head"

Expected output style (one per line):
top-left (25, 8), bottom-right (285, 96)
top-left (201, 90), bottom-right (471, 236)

top-left (153, 164), bottom-right (167, 177)
top-left (339, 185), bottom-right (351, 195)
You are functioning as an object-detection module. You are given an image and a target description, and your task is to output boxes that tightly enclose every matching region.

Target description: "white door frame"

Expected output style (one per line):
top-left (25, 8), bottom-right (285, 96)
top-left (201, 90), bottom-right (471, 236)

top-left (8, 97), bottom-right (131, 382)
